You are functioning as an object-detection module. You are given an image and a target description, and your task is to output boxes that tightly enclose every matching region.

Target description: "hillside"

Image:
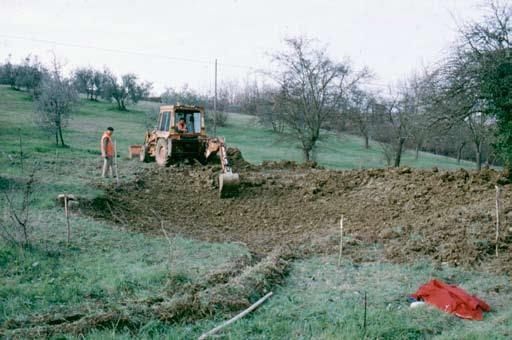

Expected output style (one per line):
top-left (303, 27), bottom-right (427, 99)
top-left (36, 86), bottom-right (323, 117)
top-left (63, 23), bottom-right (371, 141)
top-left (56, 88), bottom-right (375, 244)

top-left (1, 86), bottom-right (511, 339)
top-left (1, 85), bottom-right (475, 175)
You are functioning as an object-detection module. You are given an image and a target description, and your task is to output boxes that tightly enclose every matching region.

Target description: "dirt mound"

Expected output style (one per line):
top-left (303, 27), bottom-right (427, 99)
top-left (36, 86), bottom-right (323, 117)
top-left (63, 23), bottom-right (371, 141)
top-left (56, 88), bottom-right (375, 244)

top-left (83, 165), bottom-right (512, 275)
top-left (226, 147), bottom-right (252, 170)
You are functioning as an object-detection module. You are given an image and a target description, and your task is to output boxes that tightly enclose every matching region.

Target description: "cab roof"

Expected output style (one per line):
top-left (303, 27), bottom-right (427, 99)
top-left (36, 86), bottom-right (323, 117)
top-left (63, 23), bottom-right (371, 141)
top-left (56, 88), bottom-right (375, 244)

top-left (159, 104), bottom-right (204, 112)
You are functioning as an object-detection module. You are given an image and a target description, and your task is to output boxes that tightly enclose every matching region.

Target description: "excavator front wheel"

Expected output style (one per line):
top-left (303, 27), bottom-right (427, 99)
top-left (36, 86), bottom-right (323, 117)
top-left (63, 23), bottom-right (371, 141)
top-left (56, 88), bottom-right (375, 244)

top-left (219, 173), bottom-right (240, 198)
top-left (140, 144), bottom-right (151, 163)
top-left (155, 139), bottom-right (172, 166)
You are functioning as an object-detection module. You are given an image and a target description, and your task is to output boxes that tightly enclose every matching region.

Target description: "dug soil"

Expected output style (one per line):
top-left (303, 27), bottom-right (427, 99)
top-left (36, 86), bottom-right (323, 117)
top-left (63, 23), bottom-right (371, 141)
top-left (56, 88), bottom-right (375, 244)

top-left (84, 150), bottom-right (512, 275)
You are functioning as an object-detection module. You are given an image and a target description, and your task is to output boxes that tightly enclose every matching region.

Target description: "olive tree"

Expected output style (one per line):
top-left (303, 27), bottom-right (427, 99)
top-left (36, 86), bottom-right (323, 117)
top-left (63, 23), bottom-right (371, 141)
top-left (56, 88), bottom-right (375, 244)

top-left (0, 56), bottom-right (17, 89)
top-left (35, 65), bottom-right (79, 147)
top-left (14, 55), bottom-right (46, 95)
top-left (102, 69), bottom-right (151, 111)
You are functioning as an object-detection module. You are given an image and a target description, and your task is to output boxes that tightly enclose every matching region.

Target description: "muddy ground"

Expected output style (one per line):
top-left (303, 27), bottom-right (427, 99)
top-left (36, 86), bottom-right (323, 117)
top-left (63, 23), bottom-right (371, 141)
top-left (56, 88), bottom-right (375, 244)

top-left (84, 150), bottom-right (512, 275)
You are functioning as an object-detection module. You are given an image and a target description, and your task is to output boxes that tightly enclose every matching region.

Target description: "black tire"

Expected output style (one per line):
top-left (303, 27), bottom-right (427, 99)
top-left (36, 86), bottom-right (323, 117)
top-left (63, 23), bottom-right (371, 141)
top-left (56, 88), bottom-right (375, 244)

top-left (140, 144), bottom-right (151, 163)
top-left (156, 139), bottom-right (172, 167)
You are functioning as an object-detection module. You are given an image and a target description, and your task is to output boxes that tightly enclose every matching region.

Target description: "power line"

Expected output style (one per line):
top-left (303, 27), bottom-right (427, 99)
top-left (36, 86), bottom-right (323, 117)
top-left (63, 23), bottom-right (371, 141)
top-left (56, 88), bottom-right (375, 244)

top-left (0, 34), bottom-right (392, 88)
top-left (0, 34), bottom-right (256, 71)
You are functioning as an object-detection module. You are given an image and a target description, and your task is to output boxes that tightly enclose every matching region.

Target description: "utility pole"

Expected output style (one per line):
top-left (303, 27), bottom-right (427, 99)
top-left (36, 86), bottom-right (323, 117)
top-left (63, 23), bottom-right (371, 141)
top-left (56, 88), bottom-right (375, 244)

top-left (214, 58), bottom-right (218, 135)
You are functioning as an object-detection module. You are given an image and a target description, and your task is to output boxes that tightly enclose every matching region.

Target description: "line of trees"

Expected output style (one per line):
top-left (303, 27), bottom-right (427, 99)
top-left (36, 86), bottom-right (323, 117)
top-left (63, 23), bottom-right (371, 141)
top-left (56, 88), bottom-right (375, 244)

top-left (0, 58), bottom-right (153, 146)
top-left (0, 58), bottom-right (152, 112)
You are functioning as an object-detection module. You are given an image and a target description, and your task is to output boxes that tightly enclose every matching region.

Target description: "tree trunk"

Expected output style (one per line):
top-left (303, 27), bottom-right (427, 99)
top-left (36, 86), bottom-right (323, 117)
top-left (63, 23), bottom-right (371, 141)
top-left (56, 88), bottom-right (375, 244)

top-left (503, 161), bottom-right (511, 179)
top-left (55, 130), bottom-right (59, 146)
top-left (457, 142), bottom-right (466, 164)
top-left (394, 138), bottom-right (405, 167)
top-left (311, 146), bottom-right (318, 162)
top-left (121, 100), bottom-right (127, 111)
top-left (271, 121), bottom-right (279, 133)
top-left (58, 125), bottom-right (66, 147)
top-left (475, 142), bottom-right (482, 171)
top-left (302, 147), bottom-right (310, 162)
top-left (364, 134), bottom-right (369, 149)
top-left (415, 145), bottom-right (420, 160)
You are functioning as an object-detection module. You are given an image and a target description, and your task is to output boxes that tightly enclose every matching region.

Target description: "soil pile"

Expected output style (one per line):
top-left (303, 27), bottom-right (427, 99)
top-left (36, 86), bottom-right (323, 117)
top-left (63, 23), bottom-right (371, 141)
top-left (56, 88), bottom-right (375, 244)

top-left (84, 159), bottom-right (512, 275)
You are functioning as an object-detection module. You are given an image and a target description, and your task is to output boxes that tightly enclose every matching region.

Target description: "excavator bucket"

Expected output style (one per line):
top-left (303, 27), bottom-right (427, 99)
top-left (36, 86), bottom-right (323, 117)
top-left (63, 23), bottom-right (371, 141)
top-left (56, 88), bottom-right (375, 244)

top-left (219, 172), bottom-right (240, 198)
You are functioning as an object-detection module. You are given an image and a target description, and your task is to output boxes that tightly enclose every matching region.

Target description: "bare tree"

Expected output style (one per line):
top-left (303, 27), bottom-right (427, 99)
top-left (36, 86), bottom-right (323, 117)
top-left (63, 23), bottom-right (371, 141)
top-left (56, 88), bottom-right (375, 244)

top-left (375, 74), bottom-right (429, 167)
top-left (465, 113), bottom-right (495, 170)
top-left (1, 171), bottom-right (35, 248)
top-left (430, 1), bottom-right (510, 171)
top-left (346, 88), bottom-right (377, 149)
top-left (448, 123), bottom-right (471, 164)
top-left (271, 36), bottom-right (370, 161)
top-left (240, 81), bottom-right (283, 133)
top-left (257, 86), bottom-right (284, 134)
top-left (426, 46), bottom-right (498, 170)
top-left (374, 94), bottom-right (408, 167)
top-left (35, 62), bottom-right (79, 147)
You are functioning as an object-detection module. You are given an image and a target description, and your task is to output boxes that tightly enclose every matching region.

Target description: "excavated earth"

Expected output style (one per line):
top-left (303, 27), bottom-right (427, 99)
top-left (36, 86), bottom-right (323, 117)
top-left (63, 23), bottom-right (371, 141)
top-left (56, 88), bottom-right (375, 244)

top-left (84, 149), bottom-right (512, 275)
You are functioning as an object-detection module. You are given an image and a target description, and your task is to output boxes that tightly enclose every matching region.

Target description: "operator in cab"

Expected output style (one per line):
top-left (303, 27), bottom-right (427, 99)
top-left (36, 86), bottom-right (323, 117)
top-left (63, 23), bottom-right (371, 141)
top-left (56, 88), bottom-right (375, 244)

top-left (176, 117), bottom-right (188, 133)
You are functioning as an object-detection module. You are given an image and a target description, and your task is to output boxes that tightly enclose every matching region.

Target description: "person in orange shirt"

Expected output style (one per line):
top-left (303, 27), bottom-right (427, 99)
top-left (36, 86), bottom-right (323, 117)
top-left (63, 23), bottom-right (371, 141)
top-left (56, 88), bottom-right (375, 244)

top-left (101, 127), bottom-right (117, 178)
top-left (176, 118), bottom-right (188, 133)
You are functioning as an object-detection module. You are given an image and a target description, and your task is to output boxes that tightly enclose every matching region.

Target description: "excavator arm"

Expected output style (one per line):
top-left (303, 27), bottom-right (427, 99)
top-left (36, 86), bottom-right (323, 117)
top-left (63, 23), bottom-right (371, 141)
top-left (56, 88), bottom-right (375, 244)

top-left (206, 137), bottom-right (240, 198)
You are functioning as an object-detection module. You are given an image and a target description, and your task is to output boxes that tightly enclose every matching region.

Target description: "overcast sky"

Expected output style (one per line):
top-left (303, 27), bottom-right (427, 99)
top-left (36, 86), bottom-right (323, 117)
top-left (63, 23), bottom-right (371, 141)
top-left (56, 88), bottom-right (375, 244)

top-left (0, 0), bottom-right (484, 95)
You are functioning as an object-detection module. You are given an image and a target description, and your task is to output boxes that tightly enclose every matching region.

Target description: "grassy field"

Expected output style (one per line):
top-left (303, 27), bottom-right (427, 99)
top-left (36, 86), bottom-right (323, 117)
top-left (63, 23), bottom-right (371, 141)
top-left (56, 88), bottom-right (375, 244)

top-left (1, 85), bottom-right (509, 339)
top-left (215, 112), bottom-right (477, 170)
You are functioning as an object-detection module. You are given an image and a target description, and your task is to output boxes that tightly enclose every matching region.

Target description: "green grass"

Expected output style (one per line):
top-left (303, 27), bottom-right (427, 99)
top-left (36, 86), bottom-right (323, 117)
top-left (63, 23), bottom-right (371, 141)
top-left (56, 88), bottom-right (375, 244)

top-left (216, 112), bottom-right (477, 170)
top-left (0, 85), bottom-right (507, 339)
top-left (0, 213), bottom-right (248, 326)
top-left (84, 256), bottom-right (512, 339)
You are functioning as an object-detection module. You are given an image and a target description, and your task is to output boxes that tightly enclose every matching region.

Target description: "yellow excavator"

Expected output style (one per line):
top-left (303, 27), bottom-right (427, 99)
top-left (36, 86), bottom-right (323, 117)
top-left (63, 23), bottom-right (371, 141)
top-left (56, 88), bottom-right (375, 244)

top-left (136, 104), bottom-right (240, 198)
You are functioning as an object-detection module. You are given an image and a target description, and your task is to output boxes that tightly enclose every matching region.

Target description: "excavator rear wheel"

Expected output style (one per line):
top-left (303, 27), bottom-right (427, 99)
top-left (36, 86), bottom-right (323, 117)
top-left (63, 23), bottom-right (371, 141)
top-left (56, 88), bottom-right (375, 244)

top-left (156, 139), bottom-right (172, 167)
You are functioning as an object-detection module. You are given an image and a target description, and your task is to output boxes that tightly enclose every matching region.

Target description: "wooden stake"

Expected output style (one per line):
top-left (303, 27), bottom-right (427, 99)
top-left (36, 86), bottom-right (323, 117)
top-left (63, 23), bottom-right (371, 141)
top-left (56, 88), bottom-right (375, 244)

top-left (213, 58), bottom-right (217, 136)
top-left (363, 291), bottom-right (367, 332)
top-left (198, 292), bottom-right (273, 340)
top-left (64, 194), bottom-right (70, 245)
top-left (338, 215), bottom-right (344, 266)
top-left (18, 129), bottom-right (23, 175)
top-left (114, 139), bottom-right (119, 188)
top-left (495, 185), bottom-right (500, 257)
top-left (160, 220), bottom-right (173, 268)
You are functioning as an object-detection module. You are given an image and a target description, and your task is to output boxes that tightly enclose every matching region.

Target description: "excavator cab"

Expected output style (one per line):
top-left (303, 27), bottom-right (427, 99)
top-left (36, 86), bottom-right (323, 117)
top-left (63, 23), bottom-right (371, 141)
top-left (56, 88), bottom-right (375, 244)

top-left (174, 111), bottom-right (201, 133)
top-left (156, 105), bottom-right (205, 136)
top-left (137, 104), bottom-right (240, 198)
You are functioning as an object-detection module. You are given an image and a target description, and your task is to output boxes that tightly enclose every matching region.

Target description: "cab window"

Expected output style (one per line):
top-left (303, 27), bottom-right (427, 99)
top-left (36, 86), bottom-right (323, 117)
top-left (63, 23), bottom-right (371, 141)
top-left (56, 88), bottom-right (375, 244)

top-left (175, 110), bottom-right (201, 133)
top-left (159, 111), bottom-right (170, 131)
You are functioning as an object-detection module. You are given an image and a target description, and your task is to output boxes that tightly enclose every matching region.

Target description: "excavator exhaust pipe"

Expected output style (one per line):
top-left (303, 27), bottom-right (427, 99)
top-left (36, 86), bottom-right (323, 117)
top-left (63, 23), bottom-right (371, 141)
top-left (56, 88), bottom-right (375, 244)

top-left (219, 172), bottom-right (240, 198)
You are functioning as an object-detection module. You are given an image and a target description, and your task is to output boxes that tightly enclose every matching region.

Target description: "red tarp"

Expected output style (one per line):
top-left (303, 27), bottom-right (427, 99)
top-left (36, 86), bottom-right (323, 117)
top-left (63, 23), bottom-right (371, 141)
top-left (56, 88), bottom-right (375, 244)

top-left (410, 279), bottom-right (491, 320)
